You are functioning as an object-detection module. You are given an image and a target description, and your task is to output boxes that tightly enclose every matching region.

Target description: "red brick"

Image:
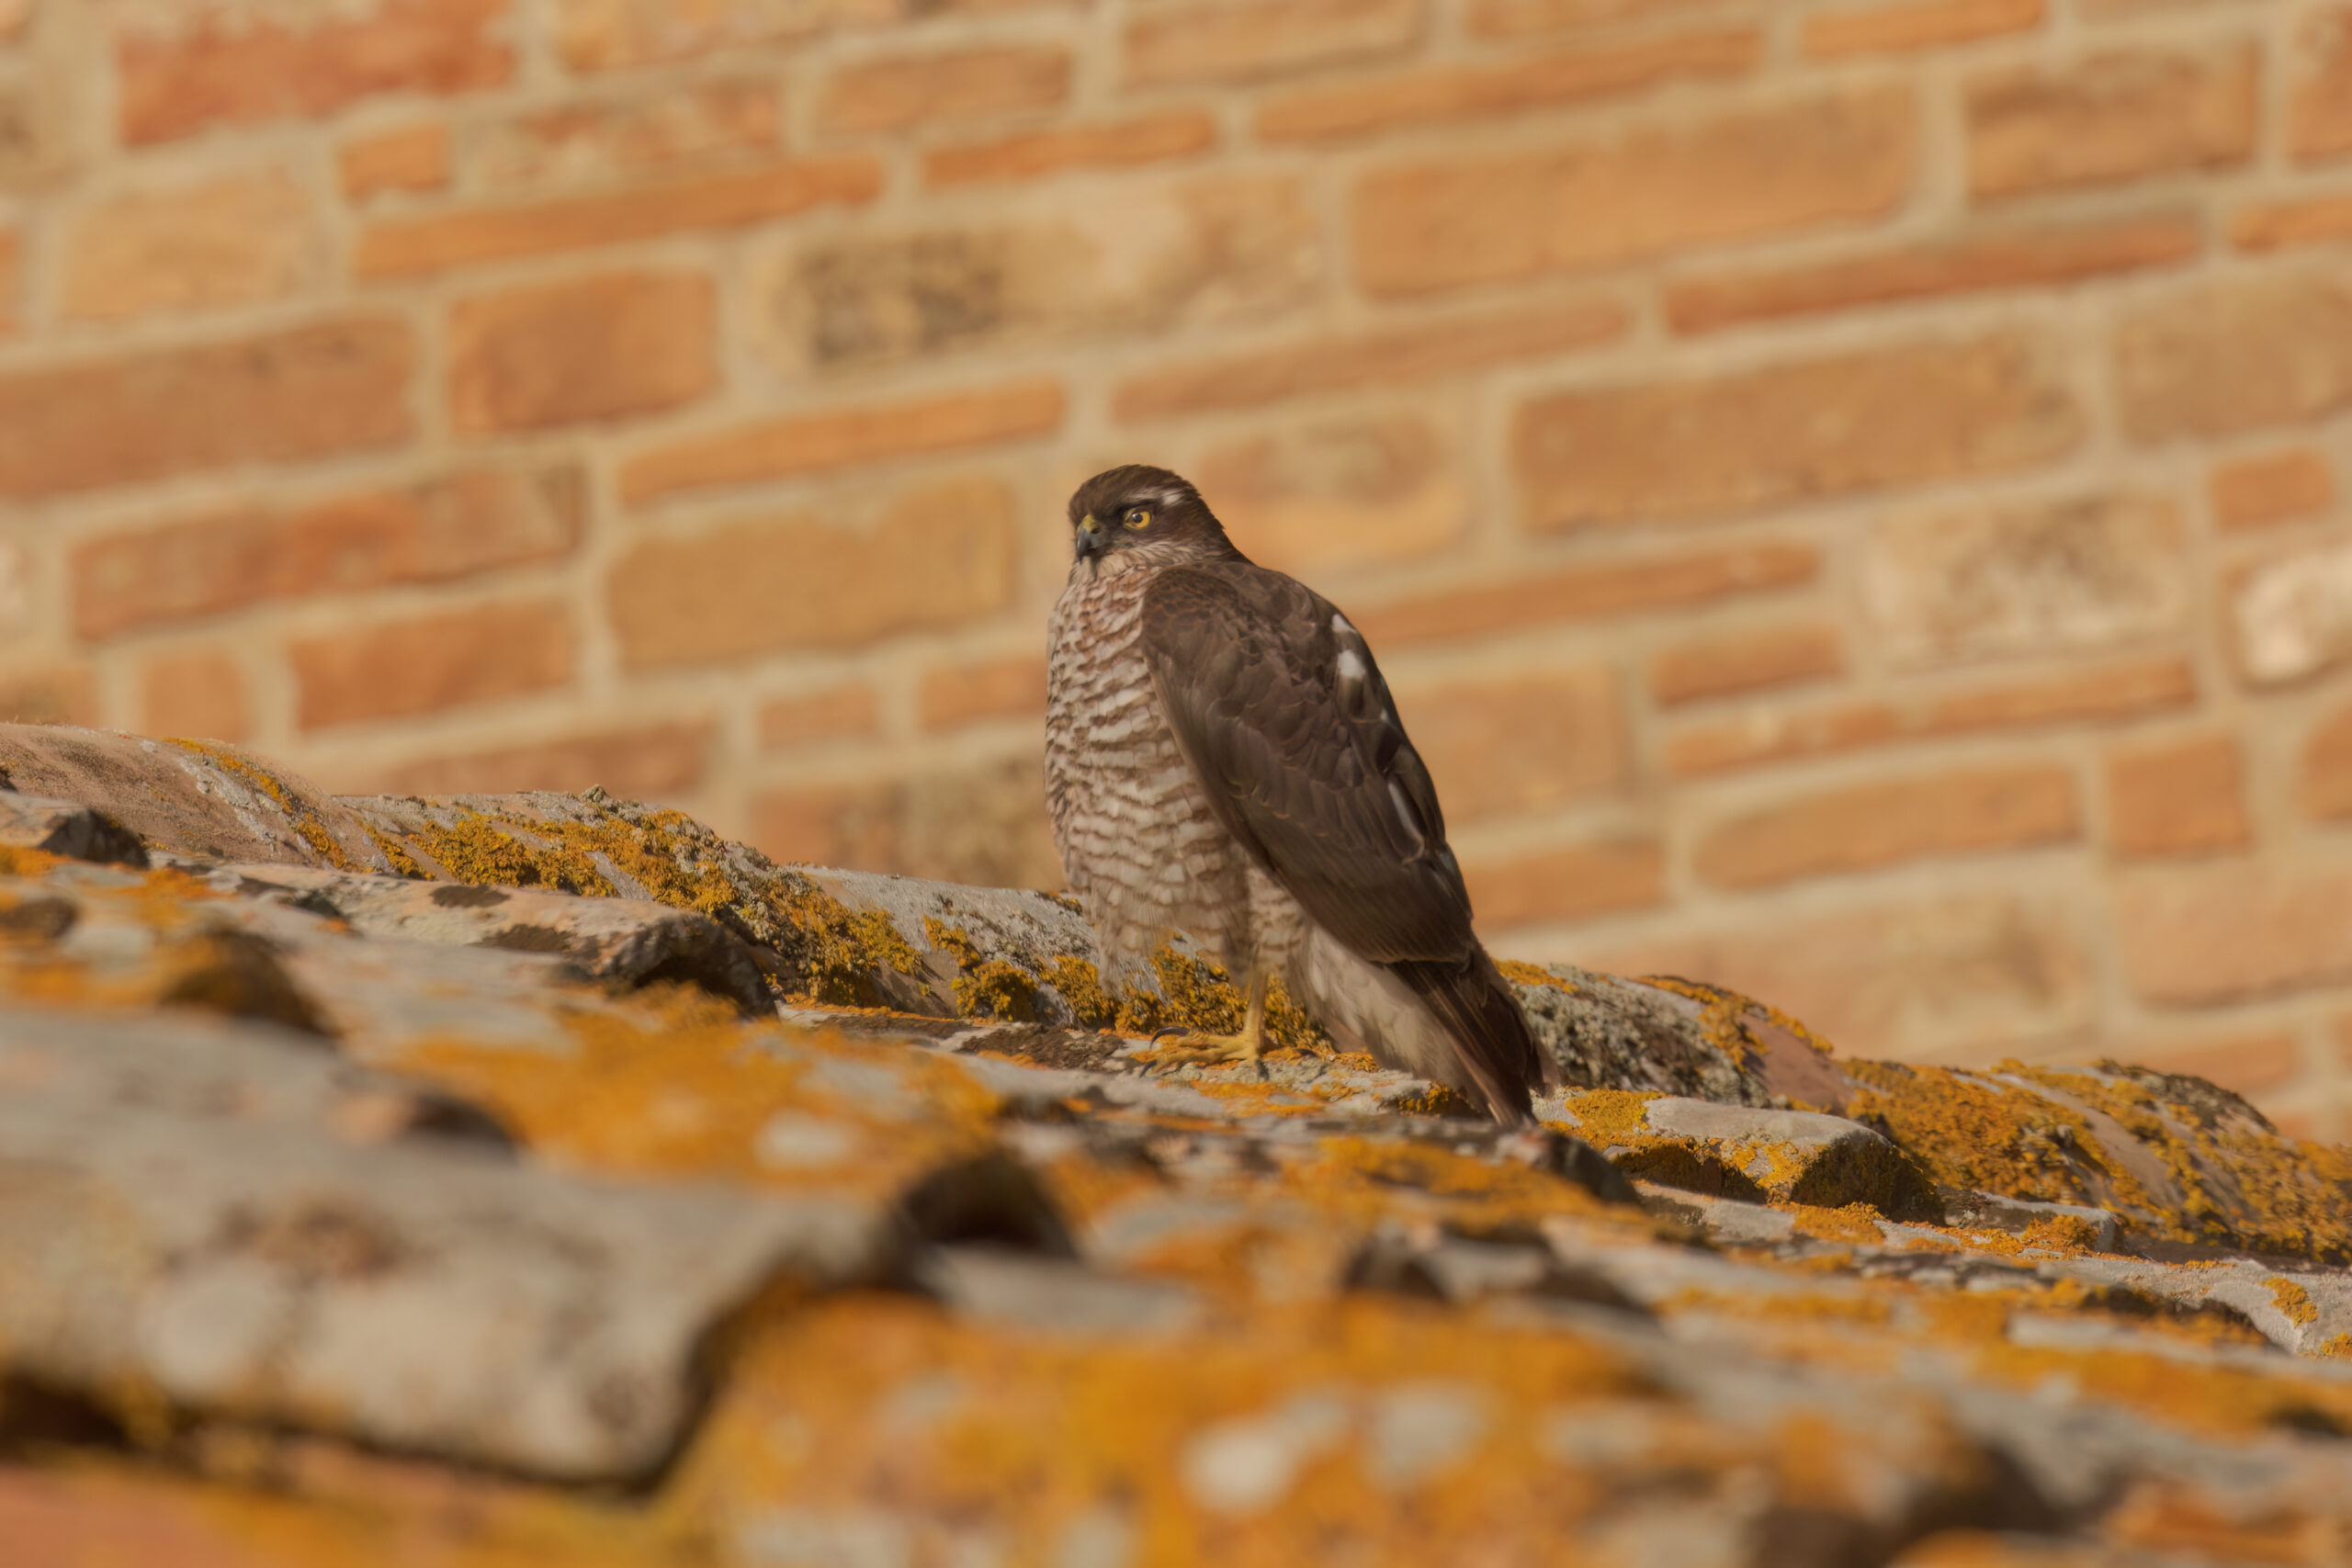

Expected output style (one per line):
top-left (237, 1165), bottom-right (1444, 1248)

top-left (1666, 213), bottom-right (2199, 334)
top-left (339, 123), bottom-right (450, 199)
top-left (1126, 0), bottom-right (1421, 87)
top-left (919, 655), bottom-right (1046, 731)
top-left (2106, 733), bottom-right (2251, 860)
top-left (1464, 838), bottom-right (1665, 931)
top-left (1965, 46), bottom-right (2259, 200)
top-left (1666, 657), bottom-right (2196, 776)
top-left (1514, 333), bottom-right (2080, 533)
top-left (291, 598), bottom-right (574, 730)
top-left (2293, 5), bottom-right (2352, 163)
top-left (2113, 270), bottom-right (2352, 445)
top-left (72, 467), bottom-right (580, 640)
top-left (64, 167), bottom-right (317, 322)
top-left (1114, 299), bottom-right (1624, 423)
top-left (476, 81), bottom-right (778, 189)
top-left (760, 683), bottom-right (880, 750)
top-left (551, 0), bottom-right (1063, 73)
top-left (620, 378), bottom-right (1062, 506)
top-left (379, 721), bottom-right (712, 798)
top-left (1352, 88), bottom-right (1912, 298)
top-left (1255, 26), bottom-right (1757, 142)
top-left (139, 650), bottom-right (250, 742)
top-left (1649, 622), bottom-right (1844, 708)
top-left (447, 271), bottom-right (715, 434)
top-left (2125, 1032), bottom-right (2302, 1097)
top-left (2232, 194), bottom-right (2352, 254)
top-left (924, 110), bottom-right (1216, 186)
top-left (1398, 668), bottom-right (1627, 823)
top-left (353, 157), bottom-right (881, 278)
top-left (1468, 0), bottom-right (1717, 34)
top-left (2301, 703), bottom-right (2352, 821)
top-left (1353, 539), bottom-right (1820, 649)
top-left (820, 44), bottom-right (1069, 136)
top-left (2119, 863), bottom-right (2352, 1007)
top-left (1805, 0), bottom-right (2041, 57)
top-left (0, 316), bottom-right (413, 501)
top-left (2211, 450), bottom-right (2336, 533)
top-left (117, 0), bottom-right (513, 145)
top-left (751, 779), bottom-right (903, 871)
top-left (1196, 410), bottom-right (1463, 576)
top-left (609, 476), bottom-right (1018, 670)
top-left (1695, 764), bottom-right (2080, 891)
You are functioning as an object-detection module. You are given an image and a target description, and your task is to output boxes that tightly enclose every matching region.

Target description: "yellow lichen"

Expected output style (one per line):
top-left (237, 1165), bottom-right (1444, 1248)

top-left (2267, 1277), bottom-right (2319, 1327)
top-left (1495, 958), bottom-right (1573, 992)
top-left (924, 919), bottom-right (1041, 1022)
top-left (167, 738), bottom-right (364, 873)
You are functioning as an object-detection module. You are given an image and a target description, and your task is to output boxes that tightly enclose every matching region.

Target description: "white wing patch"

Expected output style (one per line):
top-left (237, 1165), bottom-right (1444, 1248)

top-left (1335, 648), bottom-right (1368, 682)
top-left (1331, 613), bottom-right (1356, 637)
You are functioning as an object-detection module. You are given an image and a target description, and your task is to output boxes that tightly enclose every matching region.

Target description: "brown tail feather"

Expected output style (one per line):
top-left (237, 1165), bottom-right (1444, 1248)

top-left (1387, 948), bottom-right (1550, 1125)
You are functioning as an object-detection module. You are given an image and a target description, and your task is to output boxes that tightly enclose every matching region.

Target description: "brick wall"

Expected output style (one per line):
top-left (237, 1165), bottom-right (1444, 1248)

top-left (7, 0), bottom-right (2352, 1132)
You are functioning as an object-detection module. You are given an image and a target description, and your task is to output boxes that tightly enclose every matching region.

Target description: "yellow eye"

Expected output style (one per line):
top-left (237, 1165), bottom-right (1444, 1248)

top-left (1124, 507), bottom-right (1151, 529)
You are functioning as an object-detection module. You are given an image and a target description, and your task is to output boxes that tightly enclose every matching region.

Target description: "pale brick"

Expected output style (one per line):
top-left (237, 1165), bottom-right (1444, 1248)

top-left (1648, 622), bottom-right (1844, 707)
top-left (2302, 703), bottom-right (2352, 820)
top-left (1352, 88), bottom-right (1913, 298)
top-left (899, 755), bottom-right (1063, 891)
top-left (1665, 213), bottom-right (2199, 334)
top-left (72, 466), bottom-right (580, 640)
top-left (2232, 539), bottom-right (2352, 686)
top-left (339, 123), bottom-right (449, 199)
top-left (2106, 733), bottom-right (2251, 860)
top-left (0, 667), bottom-right (94, 727)
top-left (1805, 0), bottom-right (2041, 56)
top-left (448, 271), bottom-right (716, 434)
top-left (117, 0), bottom-right (513, 145)
top-left (2119, 864), bottom-right (2352, 1006)
top-left (760, 683), bottom-right (880, 750)
top-left (1193, 411), bottom-right (1463, 577)
top-left (1114, 299), bottom-right (1623, 423)
top-left (620, 379), bottom-right (1062, 506)
top-left (1695, 765), bottom-right (2080, 891)
top-left (354, 157), bottom-right (881, 278)
top-left (1513, 333), bottom-right (2080, 533)
top-left (139, 650), bottom-right (251, 742)
top-left (476, 81), bottom-right (778, 190)
top-left (2292, 5), bottom-right (2352, 164)
top-left (923, 111), bottom-right (1217, 187)
top-left (819, 45), bottom-right (1069, 135)
top-left (1464, 838), bottom-right (1664, 931)
top-left (378, 721), bottom-right (712, 798)
top-left (2114, 270), bottom-right (2352, 444)
top-left (0, 228), bottom-right (18, 334)
top-left (2233, 194), bottom-right (2352, 254)
top-left (1255, 27), bottom-right (1757, 142)
top-left (1126, 0), bottom-right (1420, 87)
top-left (1397, 668), bottom-right (1627, 823)
top-left (63, 167), bottom-right (317, 322)
top-left (752, 778), bottom-right (903, 871)
top-left (1466, 0), bottom-right (1720, 37)
top-left (291, 598), bottom-right (574, 730)
top-left (1860, 493), bottom-right (2187, 669)
top-left (1965, 46), bottom-right (2258, 200)
top-left (609, 476), bottom-right (1018, 670)
top-left (2211, 450), bottom-right (2335, 533)
top-left (919, 655), bottom-right (1046, 731)
top-left (0, 317), bottom-right (413, 501)
top-left (2129, 1032), bottom-right (2302, 1098)
top-left (1354, 540), bottom-right (1819, 648)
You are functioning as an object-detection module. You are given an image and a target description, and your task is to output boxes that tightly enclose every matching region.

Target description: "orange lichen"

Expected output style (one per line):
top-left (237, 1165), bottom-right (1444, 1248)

top-left (1842, 1061), bottom-right (2136, 1211)
top-left (166, 739), bottom-right (364, 873)
top-left (925, 919), bottom-right (1041, 1021)
top-left (1390, 1082), bottom-right (1482, 1119)
top-left (2267, 1278), bottom-right (2319, 1327)
top-left (1495, 958), bottom-right (1572, 991)
top-left (1787, 1202), bottom-right (1885, 1246)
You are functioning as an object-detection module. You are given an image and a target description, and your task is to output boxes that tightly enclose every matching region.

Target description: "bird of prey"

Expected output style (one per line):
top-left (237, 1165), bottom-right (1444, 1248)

top-left (1045, 465), bottom-right (1557, 1125)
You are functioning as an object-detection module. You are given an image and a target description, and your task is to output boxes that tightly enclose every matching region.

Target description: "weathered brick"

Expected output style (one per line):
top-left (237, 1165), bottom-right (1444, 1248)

top-left (1805, 0), bottom-right (2041, 56)
top-left (118, 0), bottom-right (513, 145)
top-left (63, 167), bottom-right (317, 321)
top-left (73, 467), bottom-right (580, 640)
top-left (291, 598), bottom-right (574, 730)
top-left (1126, 0), bottom-right (1421, 87)
top-left (923, 111), bottom-right (1216, 186)
top-left (1860, 493), bottom-right (2187, 669)
top-left (1194, 411), bottom-right (1462, 576)
top-left (2211, 450), bottom-right (2335, 533)
top-left (2127, 1032), bottom-right (2302, 1097)
top-left (1464, 838), bottom-right (1664, 931)
top-left (448, 271), bottom-right (716, 434)
top-left (1255, 26), bottom-right (1757, 142)
top-left (2115, 270), bottom-right (2352, 444)
top-left (760, 683), bottom-right (880, 750)
top-left (2107, 733), bottom-right (2251, 860)
top-left (1354, 539), bottom-right (1819, 648)
top-left (919, 655), bottom-right (1046, 731)
top-left (339, 123), bottom-right (450, 199)
top-left (620, 379), bottom-right (1062, 506)
top-left (476, 81), bottom-right (778, 190)
top-left (2301, 703), bottom-right (2352, 820)
top-left (1397, 668), bottom-right (1627, 822)
top-left (1649, 622), bottom-right (1844, 707)
top-left (1352, 88), bottom-right (1912, 298)
top-left (2292, 5), bottom-right (2352, 163)
top-left (2232, 194), bottom-right (2352, 254)
top-left (1665, 213), bottom-right (2199, 334)
top-left (2232, 540), bottom-right (2352, 687)
top-left (751, 778), bottom-right (902, 871)
top-left (1695, 765), bottom-right (2080, 890)
top-left (1514, 333), bottom-right (2080, 533)
top-left (1965, 46), bottom-right (2258, 200)
top-left (379, 721), bottom-right (712, 798)
top-left (139, 649), bottom-right (251, 742)
top-left (1466, 0), bottom-right (1717, 37)
top-left (354, 157), bottom-right (881, 278)
top-left (0, 317), bottom-right (413, 501)
top-left (820, 45), bottom-right (1069, 135)
top-left (2119, 864), bottom-right (2352, 1007)
top-left (1666, 657), bottom-right (2195, 776)
top-left (609, 476), bottom-right (1018, 670)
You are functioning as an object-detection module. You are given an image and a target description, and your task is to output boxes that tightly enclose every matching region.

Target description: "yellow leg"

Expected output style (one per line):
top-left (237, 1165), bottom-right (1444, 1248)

top-left (1151, 969), bottom-right (1266, 1066)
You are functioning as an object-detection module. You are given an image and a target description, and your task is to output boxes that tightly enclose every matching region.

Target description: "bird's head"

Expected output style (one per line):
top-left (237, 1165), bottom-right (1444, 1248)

top-left (1066, 465), bottom-right (1243, 577)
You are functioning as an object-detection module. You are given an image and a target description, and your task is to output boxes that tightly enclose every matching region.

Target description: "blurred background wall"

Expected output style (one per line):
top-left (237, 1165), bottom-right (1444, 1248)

top-left (1, 0), bottom-right (2348, 1129)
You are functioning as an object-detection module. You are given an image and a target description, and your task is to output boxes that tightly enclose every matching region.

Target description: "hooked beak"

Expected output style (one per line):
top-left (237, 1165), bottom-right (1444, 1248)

top-left (1073, 513), bottom-right (1105, 559)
